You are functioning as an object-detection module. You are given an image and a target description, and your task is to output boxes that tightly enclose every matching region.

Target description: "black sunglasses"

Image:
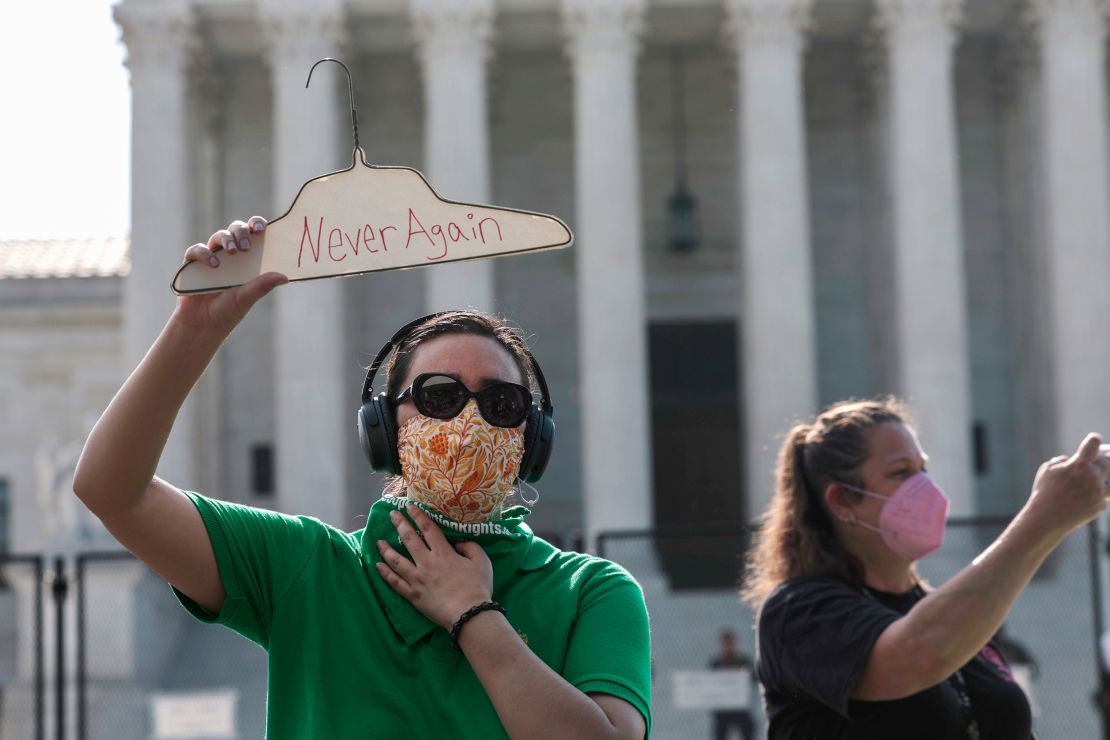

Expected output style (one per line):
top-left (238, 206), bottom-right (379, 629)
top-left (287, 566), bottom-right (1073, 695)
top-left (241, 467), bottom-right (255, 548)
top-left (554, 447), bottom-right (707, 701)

top-left (397, 373), bottom-right (533, 428)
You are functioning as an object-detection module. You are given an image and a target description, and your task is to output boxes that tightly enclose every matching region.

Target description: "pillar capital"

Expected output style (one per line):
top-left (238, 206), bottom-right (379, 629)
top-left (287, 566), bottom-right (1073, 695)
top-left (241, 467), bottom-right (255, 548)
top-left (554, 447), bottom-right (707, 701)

top-left (723, 0), bottom-right (813, 51)
top-left (259, 0), bottom-right (345, 62)
top-left (560, 0), bottom-right (647, 60)
top-left (409, 0), bottom-right (495, 62)
top-left (874, 0), bottom-right (964, 48)
top-left (1025, 0), bottom-right (1109, 40)
top-left (114, 0), bottom-right (194, 75)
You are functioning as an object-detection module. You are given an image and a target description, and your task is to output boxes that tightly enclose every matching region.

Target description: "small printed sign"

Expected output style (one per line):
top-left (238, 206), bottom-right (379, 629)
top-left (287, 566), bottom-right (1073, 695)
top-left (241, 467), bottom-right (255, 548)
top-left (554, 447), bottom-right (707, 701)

top-left (172, 149), bottom-right (572, 295)
top-left (148, 689), bottom-right (238, 739)
top-left (672, 669), bottom-right (752, 711)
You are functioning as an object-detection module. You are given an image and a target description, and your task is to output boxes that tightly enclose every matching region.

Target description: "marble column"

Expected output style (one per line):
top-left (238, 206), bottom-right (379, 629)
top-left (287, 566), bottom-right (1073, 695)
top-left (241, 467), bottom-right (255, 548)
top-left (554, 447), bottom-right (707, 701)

top-left (1028, 0), bottom-right (1110, 454)
top-left (115, 0), bottom-right (198, 491)
top-left (260, 0), bottom-right (348, 524)
top-left (561, 0), bottom-right (652, 540)
top-left (724, 0), bottom-right (817, 518)
top-left (876, 0), bottom-right (974, 514)
top-left (410, 0), bottom-right (496, 313)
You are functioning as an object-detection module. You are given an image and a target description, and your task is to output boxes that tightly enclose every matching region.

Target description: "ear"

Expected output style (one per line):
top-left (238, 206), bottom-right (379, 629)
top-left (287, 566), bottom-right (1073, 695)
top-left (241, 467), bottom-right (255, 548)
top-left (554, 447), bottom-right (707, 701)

top-left (824, 483), bottom-right (855, 524)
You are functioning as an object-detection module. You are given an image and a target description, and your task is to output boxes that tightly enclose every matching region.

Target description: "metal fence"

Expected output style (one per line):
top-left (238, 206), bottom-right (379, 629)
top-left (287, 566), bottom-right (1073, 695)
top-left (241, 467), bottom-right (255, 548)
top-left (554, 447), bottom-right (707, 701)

top-left (0, 555), bottom-right (44, 740)
top-left (75, 552), bottom-right (266, 740)
top-left (598, 525), bottom-right (762, 739)
top-left (597, 518), bottom-right (1103, 740)
top-left (2, 519), bottom-right (1104, 739)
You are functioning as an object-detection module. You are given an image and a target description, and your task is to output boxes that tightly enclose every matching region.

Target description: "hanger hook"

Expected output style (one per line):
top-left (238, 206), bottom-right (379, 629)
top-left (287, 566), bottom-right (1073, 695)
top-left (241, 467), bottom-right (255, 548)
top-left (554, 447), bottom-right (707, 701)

top-left (306, 57), bottom-right (360, 153)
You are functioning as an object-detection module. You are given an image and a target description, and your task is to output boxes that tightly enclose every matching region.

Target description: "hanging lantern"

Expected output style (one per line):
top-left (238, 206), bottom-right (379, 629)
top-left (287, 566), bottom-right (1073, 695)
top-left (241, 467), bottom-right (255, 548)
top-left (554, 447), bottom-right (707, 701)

top-left (667, 46), bottom-right (699, 254)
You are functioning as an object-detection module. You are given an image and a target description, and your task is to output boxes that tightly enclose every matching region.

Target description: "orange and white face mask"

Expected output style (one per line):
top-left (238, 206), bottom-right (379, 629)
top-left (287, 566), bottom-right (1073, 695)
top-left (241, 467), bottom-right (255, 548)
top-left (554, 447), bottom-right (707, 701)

top-left (397, 400), bottom-right (524, 523)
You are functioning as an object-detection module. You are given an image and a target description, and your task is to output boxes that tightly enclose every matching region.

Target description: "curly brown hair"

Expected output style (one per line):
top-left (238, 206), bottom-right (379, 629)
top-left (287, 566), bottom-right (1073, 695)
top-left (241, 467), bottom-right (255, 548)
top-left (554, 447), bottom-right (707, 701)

top-left (741, 397), bottom-right (914, 608)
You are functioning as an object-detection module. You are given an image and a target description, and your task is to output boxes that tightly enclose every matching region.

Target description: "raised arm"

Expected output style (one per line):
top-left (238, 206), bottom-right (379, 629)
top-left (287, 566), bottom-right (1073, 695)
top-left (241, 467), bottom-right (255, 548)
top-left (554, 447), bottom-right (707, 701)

top-left (855, 433), bottom-right (1106, 700)
top-left (73, 217), bottom-right (285, 614)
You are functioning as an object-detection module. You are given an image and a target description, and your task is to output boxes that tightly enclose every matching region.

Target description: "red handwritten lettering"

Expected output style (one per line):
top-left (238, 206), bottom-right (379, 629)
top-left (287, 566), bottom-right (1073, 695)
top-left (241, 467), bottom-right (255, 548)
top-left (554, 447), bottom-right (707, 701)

top-left (406, 209), bottom-right (435, 251)
top-left (294, 211), bottom-right (505, 269)
top-left (362, 224), bottom-right (378, 254)
top-left (343, 228), bottom-right (363, 258)
top-left (328, 228), bottom-right (346, 262)
top-left (447, 223), bottom-right (469, 242)
top-left (428, 224), bottom-right (449, 261)
top-left (379, 226), bottom-right (397, 251)
top-left (478, 217), bottom-right (503, 244)
top-left (299, 216), bottom-right (324, 267)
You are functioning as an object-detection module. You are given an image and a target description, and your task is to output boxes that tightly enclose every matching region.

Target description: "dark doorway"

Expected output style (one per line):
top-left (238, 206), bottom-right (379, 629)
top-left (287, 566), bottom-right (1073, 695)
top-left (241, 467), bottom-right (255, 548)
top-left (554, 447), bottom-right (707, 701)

top-left (649, 321), bottom-right (746, 589)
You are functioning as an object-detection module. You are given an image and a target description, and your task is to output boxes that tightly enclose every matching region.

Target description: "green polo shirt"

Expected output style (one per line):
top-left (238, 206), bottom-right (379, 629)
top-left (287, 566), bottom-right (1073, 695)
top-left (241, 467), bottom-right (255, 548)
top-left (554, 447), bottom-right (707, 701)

top-left (172, 492), bottom-right (652, 739)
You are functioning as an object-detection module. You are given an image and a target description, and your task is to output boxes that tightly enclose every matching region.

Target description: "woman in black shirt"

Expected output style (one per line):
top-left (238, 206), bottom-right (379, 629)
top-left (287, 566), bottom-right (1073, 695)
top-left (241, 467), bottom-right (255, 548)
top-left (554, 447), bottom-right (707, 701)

top-left (743, 398), bottom-right (1105, 739)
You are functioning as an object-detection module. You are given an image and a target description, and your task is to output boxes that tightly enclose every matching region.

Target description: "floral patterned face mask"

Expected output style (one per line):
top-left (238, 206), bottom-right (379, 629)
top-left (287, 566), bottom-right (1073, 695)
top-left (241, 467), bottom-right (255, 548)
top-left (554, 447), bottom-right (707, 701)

top-left (397, 400), bottom-right (525, 523)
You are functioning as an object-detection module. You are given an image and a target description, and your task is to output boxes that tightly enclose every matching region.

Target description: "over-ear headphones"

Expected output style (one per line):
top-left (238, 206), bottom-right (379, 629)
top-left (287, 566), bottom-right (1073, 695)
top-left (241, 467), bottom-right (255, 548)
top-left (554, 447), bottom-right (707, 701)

top-left (356, 312), bottom-right (555, 484)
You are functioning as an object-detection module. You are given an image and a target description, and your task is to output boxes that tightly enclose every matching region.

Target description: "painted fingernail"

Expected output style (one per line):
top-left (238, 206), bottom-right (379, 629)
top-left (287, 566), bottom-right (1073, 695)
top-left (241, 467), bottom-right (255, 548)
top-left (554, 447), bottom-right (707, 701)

top-left (209, 257), bottom-right (219, 268)
top-left (240, 238), bottom-right (250, 251)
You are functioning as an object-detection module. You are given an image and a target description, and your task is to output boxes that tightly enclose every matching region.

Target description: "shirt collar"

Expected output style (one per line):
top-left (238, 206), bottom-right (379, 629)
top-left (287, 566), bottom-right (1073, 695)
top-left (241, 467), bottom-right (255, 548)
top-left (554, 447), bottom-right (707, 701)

top-left (358, 497), bottom-right (554, 645)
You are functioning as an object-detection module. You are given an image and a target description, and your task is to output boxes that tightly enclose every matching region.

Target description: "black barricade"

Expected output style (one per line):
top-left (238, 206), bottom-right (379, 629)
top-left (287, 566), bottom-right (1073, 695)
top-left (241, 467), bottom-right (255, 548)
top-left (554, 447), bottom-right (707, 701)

top-left (598, 518), bottom-right (1100, 740)
top-left (0, 554), bottom-right (44, 740)
top-left (59, 518), bottom-right (1106, 739)
top-left (598, 525), bottom-right (762, 739)
top-left (76, 552), bottom-right (266, 740)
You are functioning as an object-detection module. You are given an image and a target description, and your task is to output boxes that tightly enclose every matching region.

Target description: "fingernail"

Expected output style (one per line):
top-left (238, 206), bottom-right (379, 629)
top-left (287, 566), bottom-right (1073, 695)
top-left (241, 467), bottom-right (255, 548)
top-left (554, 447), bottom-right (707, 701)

top-left (209, 257), bottom-right (219, 268)
top-left (377, 539), bottom-right (386, 548)
top-left (389, 511), bottom-right (399, 522)
top-left (241, 237), bottom-right (250, 251)
top-left (251, 222), bottom-right (264, 232)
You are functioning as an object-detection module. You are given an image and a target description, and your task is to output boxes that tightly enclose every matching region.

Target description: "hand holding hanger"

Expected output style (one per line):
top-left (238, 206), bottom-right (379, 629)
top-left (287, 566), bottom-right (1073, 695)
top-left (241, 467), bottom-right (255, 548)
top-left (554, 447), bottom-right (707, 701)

top-left (174, 217), bottom-right (287, 341)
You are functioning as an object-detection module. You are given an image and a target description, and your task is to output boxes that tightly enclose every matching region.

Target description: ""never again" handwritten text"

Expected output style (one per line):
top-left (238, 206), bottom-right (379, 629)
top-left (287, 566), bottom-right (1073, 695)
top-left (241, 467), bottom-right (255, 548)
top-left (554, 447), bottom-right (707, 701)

top-left (297, 209), bottom-right (504, 267)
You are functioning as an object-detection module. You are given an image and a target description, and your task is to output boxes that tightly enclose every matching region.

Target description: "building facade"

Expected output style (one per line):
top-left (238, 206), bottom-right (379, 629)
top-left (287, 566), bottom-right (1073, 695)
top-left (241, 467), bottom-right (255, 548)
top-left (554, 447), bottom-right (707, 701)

top-left (102, 0), bottom-right (1110, 543)
top-left (2, 0), bottom-right (1110, 735)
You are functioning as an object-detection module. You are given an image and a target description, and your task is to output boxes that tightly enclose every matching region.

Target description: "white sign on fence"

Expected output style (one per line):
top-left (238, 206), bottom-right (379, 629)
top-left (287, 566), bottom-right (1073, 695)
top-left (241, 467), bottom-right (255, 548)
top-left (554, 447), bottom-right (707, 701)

top-left (148, 689), bottom-right (238, 739)
top-left (672, 669), bottom-right (752, 711)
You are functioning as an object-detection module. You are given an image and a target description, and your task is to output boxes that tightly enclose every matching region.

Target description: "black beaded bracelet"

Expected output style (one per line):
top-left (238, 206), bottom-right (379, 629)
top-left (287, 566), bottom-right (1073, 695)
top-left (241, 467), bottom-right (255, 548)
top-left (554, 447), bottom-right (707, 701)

top-left (450, 601), bottom-right (506, 651)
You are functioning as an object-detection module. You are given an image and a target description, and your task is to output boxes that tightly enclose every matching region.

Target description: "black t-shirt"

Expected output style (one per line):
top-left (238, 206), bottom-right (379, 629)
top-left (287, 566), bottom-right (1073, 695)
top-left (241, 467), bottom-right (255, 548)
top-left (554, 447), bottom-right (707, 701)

top-left (756, 577), bottom-right (1033, 739)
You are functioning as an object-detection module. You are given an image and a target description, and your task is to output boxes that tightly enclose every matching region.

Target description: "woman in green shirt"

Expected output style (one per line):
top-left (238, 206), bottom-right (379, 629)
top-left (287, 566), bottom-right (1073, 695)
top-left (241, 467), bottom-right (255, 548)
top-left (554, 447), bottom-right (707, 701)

top-left (73, 216), bottom-right (652, 739)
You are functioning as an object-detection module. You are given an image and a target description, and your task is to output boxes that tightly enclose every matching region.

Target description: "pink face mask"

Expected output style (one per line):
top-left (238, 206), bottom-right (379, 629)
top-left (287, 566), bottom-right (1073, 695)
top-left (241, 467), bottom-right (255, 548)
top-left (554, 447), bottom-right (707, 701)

top-left (839, 472), bottom-right (950, 562)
